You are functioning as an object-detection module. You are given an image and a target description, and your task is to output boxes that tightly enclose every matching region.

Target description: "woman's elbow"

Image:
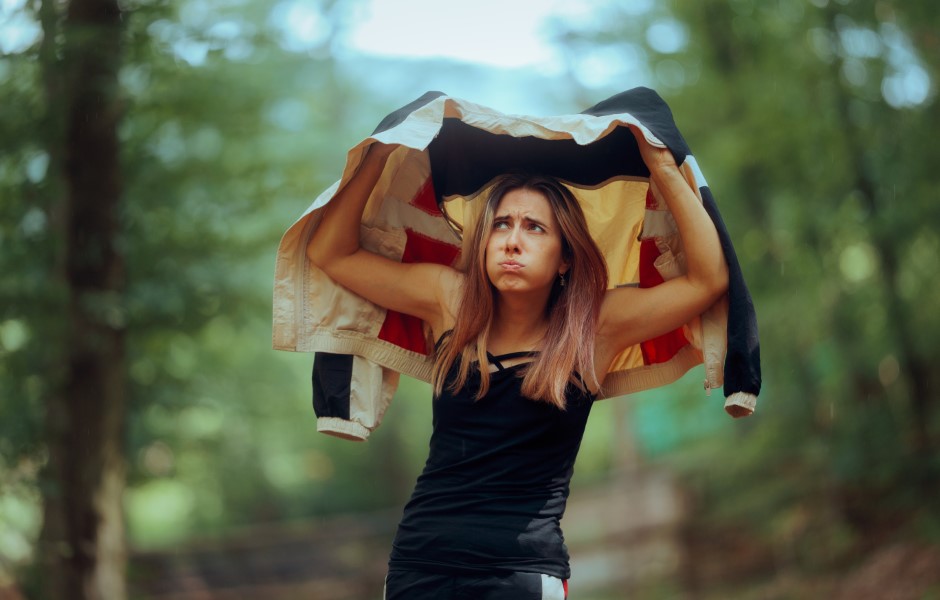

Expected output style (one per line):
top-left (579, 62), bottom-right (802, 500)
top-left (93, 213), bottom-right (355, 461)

top-left (306, 242), bottom-right (322, 267)
top-left (307, 241), bottom-right (362, 283)
top-left (306, 240), bottom-right (335, 273)
top-left (707, 263), bottom-right (730, 301)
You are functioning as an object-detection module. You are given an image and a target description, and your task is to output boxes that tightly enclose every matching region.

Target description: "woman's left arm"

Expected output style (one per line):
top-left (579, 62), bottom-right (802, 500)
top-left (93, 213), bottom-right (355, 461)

top-left (596, 127), bottom-right (729, 357)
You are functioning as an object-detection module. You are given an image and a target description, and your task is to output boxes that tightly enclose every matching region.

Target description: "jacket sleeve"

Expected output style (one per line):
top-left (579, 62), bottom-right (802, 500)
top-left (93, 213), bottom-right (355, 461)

top-left (698, 184), bottom-right (762, 416)
top-left (312, 352), bottom-right (401, 441)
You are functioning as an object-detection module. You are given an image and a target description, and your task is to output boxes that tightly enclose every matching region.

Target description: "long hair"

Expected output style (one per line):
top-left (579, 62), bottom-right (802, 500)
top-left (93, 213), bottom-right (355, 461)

top-left (432, 173), bottom-right (609, 409)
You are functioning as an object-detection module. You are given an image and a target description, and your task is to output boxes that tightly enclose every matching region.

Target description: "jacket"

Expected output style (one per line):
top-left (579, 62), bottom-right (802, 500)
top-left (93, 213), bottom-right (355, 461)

top-left (272, 88), bottom-right (762, 441)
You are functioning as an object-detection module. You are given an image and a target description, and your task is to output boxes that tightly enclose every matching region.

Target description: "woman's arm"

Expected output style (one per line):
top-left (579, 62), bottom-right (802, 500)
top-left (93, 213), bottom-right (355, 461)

top-left (596, 127), bottom-right (729, 363)
top-left (306, 143), bottom-right (461, 334)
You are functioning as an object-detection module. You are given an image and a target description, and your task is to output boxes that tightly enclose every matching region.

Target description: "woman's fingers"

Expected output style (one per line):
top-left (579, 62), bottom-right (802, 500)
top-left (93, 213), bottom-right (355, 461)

top-left (628, 125), bottom-right (676, 171)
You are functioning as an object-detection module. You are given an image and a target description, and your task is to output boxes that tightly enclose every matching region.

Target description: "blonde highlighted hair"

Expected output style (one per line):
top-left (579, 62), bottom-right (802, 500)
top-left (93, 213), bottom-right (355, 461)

top-left (432, 173), bottom-right (609, 409)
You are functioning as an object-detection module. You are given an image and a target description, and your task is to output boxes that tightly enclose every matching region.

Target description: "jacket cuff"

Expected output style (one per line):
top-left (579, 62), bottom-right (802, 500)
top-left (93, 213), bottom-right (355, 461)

top-left (724, 392), bottom-right (757, 418)
top-left (316, 417), bottom-right (370, 441)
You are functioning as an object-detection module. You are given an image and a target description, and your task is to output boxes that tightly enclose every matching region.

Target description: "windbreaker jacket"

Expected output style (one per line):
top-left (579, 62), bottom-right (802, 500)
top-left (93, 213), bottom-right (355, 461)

top-left (273, 88), bottom-right (762, 441)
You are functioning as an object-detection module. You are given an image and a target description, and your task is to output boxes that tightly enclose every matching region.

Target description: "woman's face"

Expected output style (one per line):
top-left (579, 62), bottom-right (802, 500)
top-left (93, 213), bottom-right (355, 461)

top-left (485, 188), bottom-right (569, 297)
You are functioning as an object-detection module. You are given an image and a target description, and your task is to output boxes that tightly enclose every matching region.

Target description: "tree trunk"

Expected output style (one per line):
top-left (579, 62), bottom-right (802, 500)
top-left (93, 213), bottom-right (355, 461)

top-left (37, 0), bottom-right (127, 596)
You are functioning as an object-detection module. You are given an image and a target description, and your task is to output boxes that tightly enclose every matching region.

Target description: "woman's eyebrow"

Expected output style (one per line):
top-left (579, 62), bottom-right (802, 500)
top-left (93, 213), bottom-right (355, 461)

top-left (493, 212), bottom-right (551, 230)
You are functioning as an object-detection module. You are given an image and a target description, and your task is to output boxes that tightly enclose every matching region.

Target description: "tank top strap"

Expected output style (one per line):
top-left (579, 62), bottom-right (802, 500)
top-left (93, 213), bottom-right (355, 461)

top-left (486, 350), bottom-right (540, 371)
top-left (434, 330), bottom-right (453, 350)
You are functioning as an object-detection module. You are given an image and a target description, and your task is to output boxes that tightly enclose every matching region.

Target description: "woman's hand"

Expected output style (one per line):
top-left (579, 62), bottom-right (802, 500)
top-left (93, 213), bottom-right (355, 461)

top-left (363, 141), bottom-right (398, 165)
top-left (628, 125), bottom-right (676, 173)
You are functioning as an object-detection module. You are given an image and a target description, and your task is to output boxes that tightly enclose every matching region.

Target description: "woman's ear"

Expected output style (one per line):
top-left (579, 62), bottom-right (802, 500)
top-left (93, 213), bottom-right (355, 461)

top-left (559, 261), bottom-right (570, 276)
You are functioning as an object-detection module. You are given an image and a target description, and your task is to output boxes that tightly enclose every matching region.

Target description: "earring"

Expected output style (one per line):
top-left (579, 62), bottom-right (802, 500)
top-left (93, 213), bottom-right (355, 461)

top-left (559, 273), bottom-right (566, 288)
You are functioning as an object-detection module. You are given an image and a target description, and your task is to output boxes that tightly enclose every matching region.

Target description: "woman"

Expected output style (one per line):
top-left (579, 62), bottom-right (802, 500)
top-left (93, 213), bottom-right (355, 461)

top-left (307, 126), bottom-right (728, 599)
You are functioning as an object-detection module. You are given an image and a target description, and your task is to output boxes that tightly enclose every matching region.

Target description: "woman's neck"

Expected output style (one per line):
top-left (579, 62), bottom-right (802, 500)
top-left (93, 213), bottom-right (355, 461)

top-left (490, 295), bottom-right (549, 352)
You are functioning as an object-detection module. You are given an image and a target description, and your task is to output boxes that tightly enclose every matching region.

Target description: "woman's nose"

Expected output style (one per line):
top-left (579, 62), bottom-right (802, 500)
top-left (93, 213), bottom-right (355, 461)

top-left (505, 226), bottom-right (521, 251)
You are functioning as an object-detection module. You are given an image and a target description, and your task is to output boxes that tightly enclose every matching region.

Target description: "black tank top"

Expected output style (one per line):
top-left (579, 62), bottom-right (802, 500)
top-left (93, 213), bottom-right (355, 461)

top-left (388, 346), bottom-right (595, 579)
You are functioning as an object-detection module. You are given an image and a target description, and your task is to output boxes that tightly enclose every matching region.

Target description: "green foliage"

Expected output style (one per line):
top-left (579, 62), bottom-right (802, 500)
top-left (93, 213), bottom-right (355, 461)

top-left (554, 0), bottom-right (940, 579)
top-left (113, 0), bottom-right (421, 546)
top-left (0, 0), bottom-right (411, 566)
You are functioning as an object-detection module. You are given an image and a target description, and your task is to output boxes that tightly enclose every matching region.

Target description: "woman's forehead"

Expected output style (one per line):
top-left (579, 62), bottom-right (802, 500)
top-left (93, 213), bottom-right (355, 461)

top-left (494, 188), bottom-right (554, 219)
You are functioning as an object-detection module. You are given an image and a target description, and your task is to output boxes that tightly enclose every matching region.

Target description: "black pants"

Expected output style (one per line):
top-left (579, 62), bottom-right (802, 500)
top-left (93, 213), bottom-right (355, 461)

top-left (384, 570), bottom-right (568, 600)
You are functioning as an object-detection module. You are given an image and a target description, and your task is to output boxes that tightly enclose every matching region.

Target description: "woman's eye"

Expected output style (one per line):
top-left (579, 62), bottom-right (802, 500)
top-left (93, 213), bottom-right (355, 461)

top-left (494, 221), bottom-right (510, 230)
top-left (528, 223), bottom-right (545, 233)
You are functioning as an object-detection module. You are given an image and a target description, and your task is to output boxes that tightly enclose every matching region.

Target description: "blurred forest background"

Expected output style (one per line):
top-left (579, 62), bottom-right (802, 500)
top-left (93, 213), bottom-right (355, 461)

top-left (1, 0), bottom-right (939, 598)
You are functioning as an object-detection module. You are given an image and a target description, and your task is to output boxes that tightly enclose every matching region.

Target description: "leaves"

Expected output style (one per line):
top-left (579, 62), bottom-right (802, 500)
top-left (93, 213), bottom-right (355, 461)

top-left (554, 0), bottom-right (940, 578)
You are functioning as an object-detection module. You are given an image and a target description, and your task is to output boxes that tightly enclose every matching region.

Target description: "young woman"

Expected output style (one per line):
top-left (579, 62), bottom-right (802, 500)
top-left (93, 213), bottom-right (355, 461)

top-left (307, 126), bottom-right (728, 599)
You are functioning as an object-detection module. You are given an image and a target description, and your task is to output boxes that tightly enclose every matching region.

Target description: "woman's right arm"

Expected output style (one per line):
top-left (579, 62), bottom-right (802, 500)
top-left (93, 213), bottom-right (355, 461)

top-left (306, 143), bottom-right (460, 334)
